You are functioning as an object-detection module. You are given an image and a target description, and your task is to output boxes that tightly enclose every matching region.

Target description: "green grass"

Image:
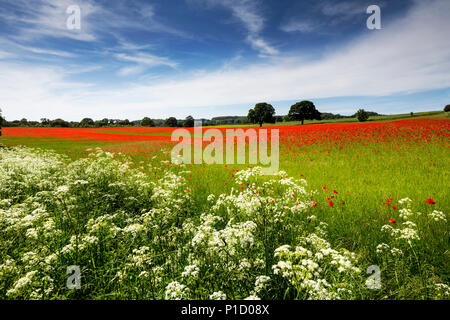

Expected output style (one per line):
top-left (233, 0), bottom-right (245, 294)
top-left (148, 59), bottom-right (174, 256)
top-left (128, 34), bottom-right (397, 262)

top-left (0, 114), bottom-right (449, 300)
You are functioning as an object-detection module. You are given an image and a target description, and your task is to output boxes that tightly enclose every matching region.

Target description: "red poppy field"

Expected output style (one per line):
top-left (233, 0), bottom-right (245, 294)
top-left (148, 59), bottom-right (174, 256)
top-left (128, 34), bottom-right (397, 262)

top-left (0, 117), bottom-right (449, 299)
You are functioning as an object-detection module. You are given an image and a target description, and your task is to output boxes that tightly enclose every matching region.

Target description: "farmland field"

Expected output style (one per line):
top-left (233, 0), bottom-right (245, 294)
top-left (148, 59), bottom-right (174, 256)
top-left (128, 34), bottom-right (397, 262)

top-left (0, 116), bottom-right (449, 300)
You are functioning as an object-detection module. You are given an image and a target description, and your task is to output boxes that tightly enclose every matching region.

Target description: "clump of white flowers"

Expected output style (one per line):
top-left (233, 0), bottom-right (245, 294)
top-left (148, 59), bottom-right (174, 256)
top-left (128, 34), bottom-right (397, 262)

top-left (165, 281), bottom-right (190, 300)
top-left (1, 146), bottom-right (447, 300)
top-left (272, 233), bottom-right (359, 300)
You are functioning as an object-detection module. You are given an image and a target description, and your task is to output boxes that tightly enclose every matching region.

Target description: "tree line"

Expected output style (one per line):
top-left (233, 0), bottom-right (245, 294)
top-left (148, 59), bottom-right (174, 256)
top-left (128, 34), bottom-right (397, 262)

top-left (0, 102), bottom-right (395, 130)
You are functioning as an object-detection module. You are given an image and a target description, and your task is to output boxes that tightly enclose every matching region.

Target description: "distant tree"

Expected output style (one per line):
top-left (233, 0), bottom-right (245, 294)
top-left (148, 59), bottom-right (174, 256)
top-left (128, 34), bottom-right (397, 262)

top-left (288, 101), bottom-right (321, 125)
top-left (80, 118), bottom-right (95, 127)
top-left (20, 118), bottom-right (28, 126)
top-left (98, 118), bottom-right (109, 127)
top-left (118, 119), bottom-right (131, 126)
top-left (141, 117), bottom-right (155, 127)
top-left (410, 112), bottom-right (414, 117)
top-left (165, 117), bottom-right (178, 127)
top-left (444, 104), bottom-right (450, 112)
top-left (40, 118), bottom-right (50, 126)
top-left (184, 115), bottom-right (195, 128)
top-left (356, 109), bottom-right (369, 122)
top-left (274, 115), bottom-right (284, 122)
top-left (247, 103), bottom-right (276, 127)
top-left (50, 118), bottom-right (69, 127)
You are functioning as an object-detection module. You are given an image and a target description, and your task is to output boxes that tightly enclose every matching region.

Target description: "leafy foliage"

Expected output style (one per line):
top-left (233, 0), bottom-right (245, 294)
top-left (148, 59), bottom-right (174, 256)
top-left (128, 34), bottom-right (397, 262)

top-left (141, 117), bottom-right (155, 127)
top-left (356, 109), bottom-right (369, 122)
top-left (165, 117), bottom-right (178, 127)
top-left (247, 103), bottom-right (276, 127)
top-left (288, 101), bottom-right (321, 125)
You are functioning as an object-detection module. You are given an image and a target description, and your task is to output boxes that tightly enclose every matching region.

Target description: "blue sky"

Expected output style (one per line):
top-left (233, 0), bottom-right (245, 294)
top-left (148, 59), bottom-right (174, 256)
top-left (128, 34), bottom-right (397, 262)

top-left (0, 0), bottom-right (449, 121)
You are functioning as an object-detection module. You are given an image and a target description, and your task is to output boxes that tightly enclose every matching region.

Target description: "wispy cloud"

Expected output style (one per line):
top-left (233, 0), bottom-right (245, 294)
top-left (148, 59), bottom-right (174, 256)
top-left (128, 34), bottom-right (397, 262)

top-left (280, 0), bottom-right (377, 34)
top-left (0, 0), bottom-right (193, 43)
top-left (191, 0), bottom-right (278, 56)
top-left (280, 21), bottom-right (318, 33)
top-left (115, 52), bottom-right (178, 76)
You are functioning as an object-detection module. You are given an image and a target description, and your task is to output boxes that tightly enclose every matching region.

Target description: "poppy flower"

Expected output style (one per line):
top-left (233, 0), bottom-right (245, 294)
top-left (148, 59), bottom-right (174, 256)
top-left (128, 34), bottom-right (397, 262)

top-left (426, 198), bottom-right (435, 204)
top-left (312, 201), bottom-right (317, 207)
top-left (328, 201), bottom-right (334, 207)
top-left (392, 206), bottom-right (397, 210)
top-left (341, 201), bottom-right (345, 205)
top-left (333, 190), bottom-right (338, 194)
top-left (389, 218), bottom-right (396, 224)
top-left (322, 186), bottom-right (327, 190)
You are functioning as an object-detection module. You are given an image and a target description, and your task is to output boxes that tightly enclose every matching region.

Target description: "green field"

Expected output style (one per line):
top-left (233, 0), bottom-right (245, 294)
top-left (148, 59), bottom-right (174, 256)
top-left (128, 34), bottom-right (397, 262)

top-left (0, 114), bottom-right (449, 300)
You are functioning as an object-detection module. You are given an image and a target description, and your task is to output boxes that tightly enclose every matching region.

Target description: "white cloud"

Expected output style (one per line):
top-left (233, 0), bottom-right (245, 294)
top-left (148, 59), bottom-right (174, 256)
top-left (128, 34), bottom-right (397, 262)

top-left (115, 52), bottom-right (178, 76)
top-left (0, 0), bottom-right (192, 43)
top-left (0, 50), bottom-right (13, 59)
top-left (280, 21), bottom-right (318, 33)
top-left (320, 1), bottom-right (366, 17)
top-left (1, 0), bottom-right (450, 120)
top-left (193, 0), bottom-right (278, 56)
top-left (16, 45), bottom-right (76, 57)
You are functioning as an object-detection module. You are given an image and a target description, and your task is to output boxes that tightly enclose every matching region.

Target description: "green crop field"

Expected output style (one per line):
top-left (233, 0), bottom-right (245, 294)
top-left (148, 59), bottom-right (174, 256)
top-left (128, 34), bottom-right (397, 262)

top-left (0, 115), bottom-right (449, 300)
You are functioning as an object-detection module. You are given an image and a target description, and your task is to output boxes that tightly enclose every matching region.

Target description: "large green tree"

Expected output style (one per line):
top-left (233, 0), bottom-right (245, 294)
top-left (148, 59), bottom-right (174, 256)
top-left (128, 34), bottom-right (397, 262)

top-left (184, 115), bottom-right (195, 128)
top-left (247, 103), bottom-right (276, 127)
top-left (80, 118), bottom-right (95, 127)
top-left (165, 117), bottom-right (178, 127)
top-left (141, 117), bottom-right (155, 127)
top-left (355, 109), bottom-right (369, 122)
top-left (288, 101), bottom-right (321, 125)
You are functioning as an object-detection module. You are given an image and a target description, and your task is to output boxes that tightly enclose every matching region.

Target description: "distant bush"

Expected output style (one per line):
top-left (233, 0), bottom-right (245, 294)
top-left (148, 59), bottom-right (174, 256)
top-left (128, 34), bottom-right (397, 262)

top-left (356, 109), bottom-right (369, 122)
top-left (165, 117), bottom-right (178, 127)
top-left (141, 117), bottom-right (155, 127)
top-left (184, 116), bottom-right (195, 128)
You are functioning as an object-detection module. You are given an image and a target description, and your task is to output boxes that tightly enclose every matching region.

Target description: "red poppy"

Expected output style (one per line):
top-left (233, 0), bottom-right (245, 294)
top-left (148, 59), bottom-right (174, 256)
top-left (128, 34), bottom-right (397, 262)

top-left (389, 218), bottom-right (396, 224)
top-left (333, 190), bottom-right (338, 194)
top-left (341, 201), bottom-right (345, 205)
top-left (312, 201), bottom-right (317, 207)
top-left (426, 198), bottom-right (435, 204)
top-left (392, 206), bottom-right (397, 210)
top-left (328, 201), bottom-right (334, 207)
top-left (322, 186), bottom-right (327, 190)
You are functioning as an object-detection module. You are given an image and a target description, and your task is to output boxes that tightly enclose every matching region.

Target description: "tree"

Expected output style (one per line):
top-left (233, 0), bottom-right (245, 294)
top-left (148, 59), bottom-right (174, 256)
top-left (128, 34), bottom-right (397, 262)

top-left (444, 104), bottom-right (450, 112)
top-left (119, 119), bottom-right (131, 126)
top-left (184, 115), bottom-right (195, 128)
top-left (287, 101), bottom-right (321, 125)
top-left (50, 118), bottom-right (69, 127)
top-left (80, 118), bottom-right (95, 127)
top-left (165, 117), bottom-right (178, 127)
top-left (247, 103), bottom-right (275, 127)
top-left (97, 118), bottom-right (109, 127)
top-left (40, 118), bottom-right (50, 126)
top-left (141, 117), bottom-right (155, 127)
top-left (356, 109), bottom-right (369, 122)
